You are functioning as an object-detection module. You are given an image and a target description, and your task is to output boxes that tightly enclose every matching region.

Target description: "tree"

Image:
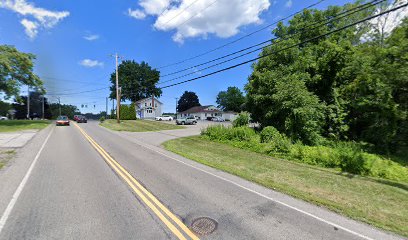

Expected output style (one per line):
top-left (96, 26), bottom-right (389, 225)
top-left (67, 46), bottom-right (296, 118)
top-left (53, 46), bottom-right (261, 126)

top-left (0, 101), bottom-right (11, 116)
top-left (49, 103), bottom-right (79, 119)
top-left (11, 90), bottom-right (52, 119)
top-left (109, 60), bottom-right (161, 102)
top-left (177, 91), bottom-right (201, 112)
top-left (0, 45), bottom-right (43, 99)
top-left (216, 86), bottom-right (245, 112)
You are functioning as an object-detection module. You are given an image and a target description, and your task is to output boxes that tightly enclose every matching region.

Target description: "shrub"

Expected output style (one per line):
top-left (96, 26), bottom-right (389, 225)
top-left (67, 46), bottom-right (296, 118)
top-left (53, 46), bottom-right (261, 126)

top-left (99, 116), bottom-right (105, 123)
top-left (260, 126), bottom-right (292, 153)
top-left (120, 104), bottom-right (136, 120)
top-left (201, 125), bottom-right (256, 142)
top-left (232, 112), bottom-right (250, 127)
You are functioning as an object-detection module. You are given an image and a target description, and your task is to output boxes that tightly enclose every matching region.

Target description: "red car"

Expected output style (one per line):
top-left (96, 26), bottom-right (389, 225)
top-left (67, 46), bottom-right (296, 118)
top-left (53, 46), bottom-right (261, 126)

top-left (73, 115), bottom-right (81, 121)
top-left (56, 116), bottom-right (70, 126)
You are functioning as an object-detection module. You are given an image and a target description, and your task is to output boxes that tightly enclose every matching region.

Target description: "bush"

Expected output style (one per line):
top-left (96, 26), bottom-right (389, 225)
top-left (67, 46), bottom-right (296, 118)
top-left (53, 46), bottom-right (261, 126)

top-left (99, 116), bottom-right (105, 123)
top-left (120, 104), bottom-right (136, 120)
top-left (202, 125), bottom-right (257, 142)
top-left (260, 126), bottom-right (292, 153)
top-left (232, 112), bottom-right (250, 127)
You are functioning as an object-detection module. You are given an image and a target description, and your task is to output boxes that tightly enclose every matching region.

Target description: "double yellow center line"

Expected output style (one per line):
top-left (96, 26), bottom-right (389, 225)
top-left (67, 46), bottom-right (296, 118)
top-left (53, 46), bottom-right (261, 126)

top-left (74, 123), bottom-right (199, 240)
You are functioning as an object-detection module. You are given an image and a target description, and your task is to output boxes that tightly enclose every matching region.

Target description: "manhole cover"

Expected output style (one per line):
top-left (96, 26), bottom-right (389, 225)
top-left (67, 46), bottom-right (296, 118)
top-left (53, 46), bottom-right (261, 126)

top-left (191, 217), bottom-right (217, 236)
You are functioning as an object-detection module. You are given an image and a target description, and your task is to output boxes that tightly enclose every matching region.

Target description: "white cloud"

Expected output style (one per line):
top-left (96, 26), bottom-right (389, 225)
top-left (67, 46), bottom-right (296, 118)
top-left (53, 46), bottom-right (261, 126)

top-left (285, 0), bottom-right (292, 8)
top-left (139, 0), bottom-right (171, 15)
top-left (20, 18), bottom-right (38, 39)
top-left (79, 59), bottom-right (104, 68)
top-left (0, 0), bottom-right (69, 38)
top-left (84, 33), bottom-right (100, 41)
top-left (128, 8), bottom-right (146, 19)
top-left (128, 0), bottom-right (271, 43)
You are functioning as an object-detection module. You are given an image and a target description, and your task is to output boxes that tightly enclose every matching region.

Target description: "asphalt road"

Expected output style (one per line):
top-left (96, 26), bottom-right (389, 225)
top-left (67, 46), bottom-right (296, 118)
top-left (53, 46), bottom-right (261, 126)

top-left (0, 121), bottom-right (403, 240)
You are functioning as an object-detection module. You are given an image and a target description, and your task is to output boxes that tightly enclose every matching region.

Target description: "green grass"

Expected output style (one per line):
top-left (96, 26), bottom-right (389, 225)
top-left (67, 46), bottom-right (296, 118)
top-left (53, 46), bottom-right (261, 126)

top-left (0, 150), bottom-right (15, 169)
top-left (0, 120), bottom-right (51, 132)
top-left (163, 136), bottom-right (408, 237)
top-left (100, 119), bottom-right (184, 132)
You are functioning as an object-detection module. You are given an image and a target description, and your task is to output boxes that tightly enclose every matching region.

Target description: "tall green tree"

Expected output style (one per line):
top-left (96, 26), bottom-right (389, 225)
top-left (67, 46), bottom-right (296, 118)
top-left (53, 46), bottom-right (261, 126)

top-left (245, 2), bottom-right (379, 145)
top-left (177, 91), bottom-right (201, 112)
top-left (109, 60), bottom-right (161, 102)
top-left (11, 90), bottom-right (52, 119)
top-left (0, 45), bottom-right (43, 99)
top-left (216, 86), bottom-right (245, 112)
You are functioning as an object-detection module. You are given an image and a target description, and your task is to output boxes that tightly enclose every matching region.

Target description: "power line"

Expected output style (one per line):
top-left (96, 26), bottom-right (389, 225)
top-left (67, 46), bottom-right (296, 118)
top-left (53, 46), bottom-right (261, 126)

top-left (46, 87), bottom-right (109, 96)
top-left (162, 0), bottom-right (201, 26)
top-left (176, 0), bottom-right (219, 28)
top-left (157, 0), bottom-right (326, 69)
top-left (158, 0), bottom-right (384, 85)
top-left (159, 2), bottom-right (408, 89)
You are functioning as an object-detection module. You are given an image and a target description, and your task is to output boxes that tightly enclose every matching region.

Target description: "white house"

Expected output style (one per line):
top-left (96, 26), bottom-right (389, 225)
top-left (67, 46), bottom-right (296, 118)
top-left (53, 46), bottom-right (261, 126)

top-left (135, 97), bottom-right (163, 119)
top-left (177, 105), bottom-right (238, 121)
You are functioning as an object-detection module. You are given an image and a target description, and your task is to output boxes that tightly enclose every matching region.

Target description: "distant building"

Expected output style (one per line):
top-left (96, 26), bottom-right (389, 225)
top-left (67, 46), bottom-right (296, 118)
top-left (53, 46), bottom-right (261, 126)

top-left (135, 97), bottom-right (163, 119)
top-left (177, 105), bottom-right (238, 121)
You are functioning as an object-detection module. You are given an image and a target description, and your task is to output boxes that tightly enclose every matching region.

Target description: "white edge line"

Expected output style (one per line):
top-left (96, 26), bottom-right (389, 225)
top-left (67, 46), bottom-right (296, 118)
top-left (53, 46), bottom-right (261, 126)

top-left (125, 136), bottom-right (375, 240)
top-left (0, 127), bottom-right (54, 234)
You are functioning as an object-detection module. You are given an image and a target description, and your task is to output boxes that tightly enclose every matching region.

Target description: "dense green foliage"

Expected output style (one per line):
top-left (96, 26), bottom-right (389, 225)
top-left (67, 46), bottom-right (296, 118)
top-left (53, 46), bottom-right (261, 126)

top-left (11, 90), bottom-right (52, 119)
top-left (0, 101), bottom-right (11, 116)
top-left (232, 112), bottom-right (250, 127)
top-left (245, 2), bottom-right (408, 153)
top-left (109, 60), bottom-right (161, 102)
top-left (119, 104), bottom-right (136, 120)
top-left (48, 103), bottom-right (79, 119)
top-left (201, 125), bottom-right (408, 182)
top-left (216, 86), bottom-right (245, 112)
top-left (0, 45), bottom-right (43, 99)
top-left (177, 91), bottom-right (201, 112)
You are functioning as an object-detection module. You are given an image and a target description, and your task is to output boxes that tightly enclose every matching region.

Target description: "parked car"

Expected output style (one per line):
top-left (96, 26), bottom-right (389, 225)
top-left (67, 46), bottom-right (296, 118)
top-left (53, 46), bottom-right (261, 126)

top-left (0, 116), bottom-right (8, 120)
top-left (176, 116), bottom-right (197, 125)
top-left (155, 115), bottom-right (173, 121)
top-left (77, 116), bottom-right (87, 123)
top-left (212, 117), bottom-right (225, 122)
top-left (56, 116), bottom-right (70, 126)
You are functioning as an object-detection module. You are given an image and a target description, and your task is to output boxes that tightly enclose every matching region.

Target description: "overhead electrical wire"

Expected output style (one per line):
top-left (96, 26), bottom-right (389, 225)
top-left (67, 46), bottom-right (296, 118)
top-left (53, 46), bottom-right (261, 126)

top-left (158, 2), bottom-right (408, 89)
top-left (157, 0), bottom-right (385, 85)
top-left (159, 0), bottom-right (383, 80)
top-left (162, 0), bottom-right (201, 26)
top-left (157, 0), bottom-right (327, 69)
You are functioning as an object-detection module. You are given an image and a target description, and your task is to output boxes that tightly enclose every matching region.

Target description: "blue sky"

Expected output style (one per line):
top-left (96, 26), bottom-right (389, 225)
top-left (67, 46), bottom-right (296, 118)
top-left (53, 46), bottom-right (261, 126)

top-left (0, 0), bottom-right (354, 113)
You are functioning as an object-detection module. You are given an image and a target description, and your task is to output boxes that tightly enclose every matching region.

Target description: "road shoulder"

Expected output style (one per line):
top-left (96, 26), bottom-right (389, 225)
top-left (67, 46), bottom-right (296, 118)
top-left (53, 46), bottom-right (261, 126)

top-left (0, 125), bottom-right (54, 220)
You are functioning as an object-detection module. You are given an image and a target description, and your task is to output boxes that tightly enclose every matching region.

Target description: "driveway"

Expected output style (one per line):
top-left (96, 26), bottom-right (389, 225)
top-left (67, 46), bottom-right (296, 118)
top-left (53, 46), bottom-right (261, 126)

top-left (117, 120), bottom-right (231, 146)
top-left (0, 130), bottom-right (38, 148)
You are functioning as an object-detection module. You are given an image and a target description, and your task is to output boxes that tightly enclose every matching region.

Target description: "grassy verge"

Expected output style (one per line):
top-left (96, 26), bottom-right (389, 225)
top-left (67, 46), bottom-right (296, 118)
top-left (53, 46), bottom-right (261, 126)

top-left (0, 120), bottom-right (51, 132)
top-left (0, 149), bottom-right (15, 169)
top-left (163, 136), bottom-right (408, 237)
top-left (100, 119), bottom-right (184, 132)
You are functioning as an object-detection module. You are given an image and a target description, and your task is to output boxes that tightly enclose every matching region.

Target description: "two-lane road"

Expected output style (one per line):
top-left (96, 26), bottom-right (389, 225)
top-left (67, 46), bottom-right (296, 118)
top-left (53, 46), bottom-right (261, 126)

top-left (0, 121), bottom-right (402, 239)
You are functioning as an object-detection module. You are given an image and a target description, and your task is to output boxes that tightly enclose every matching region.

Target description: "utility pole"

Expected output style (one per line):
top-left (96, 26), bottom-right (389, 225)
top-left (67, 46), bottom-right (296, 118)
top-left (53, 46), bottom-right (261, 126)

top-left (114, 53), bottom-right (120, 123)
top-left (57, 97), bottom-right (61, 116)
top-left (106, 97), bottom-right (108, 118)
top-left (42, 95), bottom-right (45, 119)
top-left (27, 86), bottom-right (30, 119)
top-left (175, 97), bottom-right (178, 119)
top-left (112, 99), bottom-right (114, 119)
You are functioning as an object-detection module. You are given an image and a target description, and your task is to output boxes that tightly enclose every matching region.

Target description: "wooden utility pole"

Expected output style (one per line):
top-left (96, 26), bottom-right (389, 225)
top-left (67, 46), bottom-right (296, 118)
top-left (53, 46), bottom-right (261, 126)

top-left (175, 97), bottom-right (178, 119)
top-left (27, 86), bottom-right (30, 119)
top-left (42, 95), bottom-right (45, 119)
top-left (115, 53), bottom-right (120, 123)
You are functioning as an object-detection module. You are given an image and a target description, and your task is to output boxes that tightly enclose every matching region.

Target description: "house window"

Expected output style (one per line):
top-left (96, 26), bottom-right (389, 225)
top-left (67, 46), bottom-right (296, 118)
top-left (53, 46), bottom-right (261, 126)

top-left (150, 103), bottom-right (151, 106)
top-left (155, 103), bottom-right (157, 107)
top-left (205, 113), bottom-right (207, 117)
top-left (145, 103), bottom-right (147, 106)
